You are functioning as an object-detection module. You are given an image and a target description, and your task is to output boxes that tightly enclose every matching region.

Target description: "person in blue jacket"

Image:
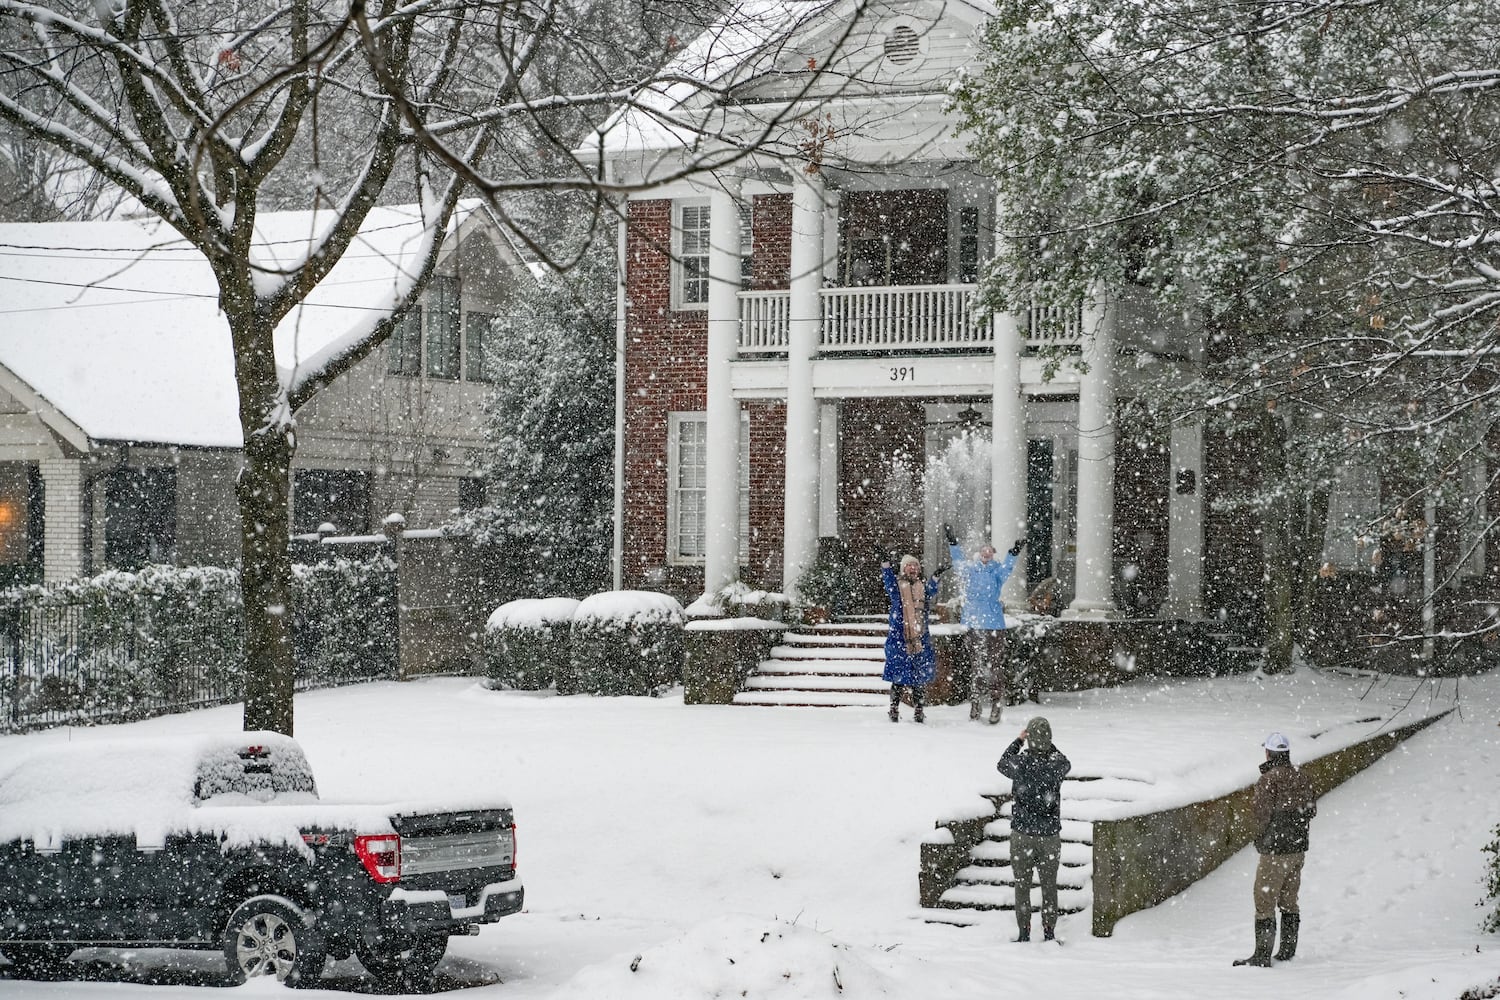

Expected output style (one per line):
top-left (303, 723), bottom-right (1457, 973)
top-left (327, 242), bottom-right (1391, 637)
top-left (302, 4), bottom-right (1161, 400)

top-left (947, 524), bottom-right (1025, 724)
top-left (880, 553), bottom-right (940, 723)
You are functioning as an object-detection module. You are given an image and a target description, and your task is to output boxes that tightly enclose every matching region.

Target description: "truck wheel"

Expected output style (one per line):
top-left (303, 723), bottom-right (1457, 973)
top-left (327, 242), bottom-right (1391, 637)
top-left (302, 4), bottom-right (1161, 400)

top-left (2, 945), bottom-right (73, 980)
top-left (355, 934), bottom-right (447, 986)
top-left (222, 895), bottom-right (326, 988)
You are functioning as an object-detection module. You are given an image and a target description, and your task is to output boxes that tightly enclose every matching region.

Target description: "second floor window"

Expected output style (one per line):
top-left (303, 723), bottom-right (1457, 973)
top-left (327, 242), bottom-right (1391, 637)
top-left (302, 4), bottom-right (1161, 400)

top-left (465, 311), bottom-right (495, 383)
top-left (387, 307), bottom-right (423, 376)
top-left (426, 276), bottom-right (460, 379)
top-left (675, 202), bottom-right (711, 309)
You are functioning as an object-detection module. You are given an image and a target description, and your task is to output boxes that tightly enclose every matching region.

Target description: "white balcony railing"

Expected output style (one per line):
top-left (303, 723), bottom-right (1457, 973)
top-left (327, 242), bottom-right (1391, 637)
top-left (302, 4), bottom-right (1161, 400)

top-left (822, 284), bottom-right (988, 352)
top-left (736, 285), bottom-right (1083, 354)
top-left (738, 290), bottom-right (791, 353)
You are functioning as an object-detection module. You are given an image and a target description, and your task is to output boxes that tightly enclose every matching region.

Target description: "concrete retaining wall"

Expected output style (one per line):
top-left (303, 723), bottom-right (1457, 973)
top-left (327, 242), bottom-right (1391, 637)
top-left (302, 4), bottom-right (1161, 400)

top-left (1090, 710), bottom-right (1451, 936)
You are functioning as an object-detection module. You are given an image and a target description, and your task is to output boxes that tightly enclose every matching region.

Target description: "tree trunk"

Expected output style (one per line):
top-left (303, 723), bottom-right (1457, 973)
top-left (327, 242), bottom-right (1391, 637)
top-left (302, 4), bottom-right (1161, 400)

top-left (238, 425), bottom-right (296, 734)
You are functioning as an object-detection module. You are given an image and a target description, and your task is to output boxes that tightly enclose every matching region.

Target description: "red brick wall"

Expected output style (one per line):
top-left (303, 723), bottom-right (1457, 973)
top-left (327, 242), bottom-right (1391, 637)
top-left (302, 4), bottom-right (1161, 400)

top-left (751, 194), bottom-right (791, 290)
top-left (621, 198), bottom-right (707, 596)
top-left (745, 401), bottom-right (786, 589)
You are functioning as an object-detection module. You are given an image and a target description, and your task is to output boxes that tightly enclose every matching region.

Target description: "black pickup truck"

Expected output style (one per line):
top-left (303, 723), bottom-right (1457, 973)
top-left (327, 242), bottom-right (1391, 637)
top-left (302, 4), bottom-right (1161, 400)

top-left (0, 732), bottom-right (522, 987)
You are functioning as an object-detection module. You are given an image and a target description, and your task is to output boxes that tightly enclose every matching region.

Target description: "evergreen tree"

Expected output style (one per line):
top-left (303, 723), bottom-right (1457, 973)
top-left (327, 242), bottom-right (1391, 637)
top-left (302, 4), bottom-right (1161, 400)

top-left (464, 230), bottom-right (615, 599)
top-left (952, 0), bottom-right (1500, 670)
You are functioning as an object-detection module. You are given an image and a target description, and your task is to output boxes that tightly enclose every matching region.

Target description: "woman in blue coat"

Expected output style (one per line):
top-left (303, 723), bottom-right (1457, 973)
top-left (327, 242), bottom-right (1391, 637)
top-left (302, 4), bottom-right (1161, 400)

top-left (882, 554), bottom-right (940, 723)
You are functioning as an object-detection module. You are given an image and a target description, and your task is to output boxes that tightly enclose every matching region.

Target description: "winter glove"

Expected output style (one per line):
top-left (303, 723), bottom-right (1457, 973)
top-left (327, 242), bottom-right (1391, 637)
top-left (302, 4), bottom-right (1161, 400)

top-left (1007, 538), bottom-right (1026, 557)
top-left (872, 545), bottom-right (890, 566)
top-left (933, 563), bottom-right (951, 577)
top-left (943, 523), bottom-right (958, 546)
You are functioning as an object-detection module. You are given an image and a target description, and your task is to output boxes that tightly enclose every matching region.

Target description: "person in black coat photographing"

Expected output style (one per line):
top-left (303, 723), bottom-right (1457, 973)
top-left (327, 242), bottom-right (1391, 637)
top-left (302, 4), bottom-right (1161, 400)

top-left (997, 717), bottom-right (1072, 942)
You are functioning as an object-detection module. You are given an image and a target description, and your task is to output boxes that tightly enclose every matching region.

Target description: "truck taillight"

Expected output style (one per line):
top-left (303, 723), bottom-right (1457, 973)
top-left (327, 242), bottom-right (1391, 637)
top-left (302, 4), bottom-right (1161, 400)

top-left (354, 834), bottom-right (401, 883)
top-left (510, 823), bottom-right (518, 869)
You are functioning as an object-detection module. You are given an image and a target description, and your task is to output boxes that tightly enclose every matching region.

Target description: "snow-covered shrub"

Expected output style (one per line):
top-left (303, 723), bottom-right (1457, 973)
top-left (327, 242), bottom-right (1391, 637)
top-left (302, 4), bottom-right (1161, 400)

top-left (484, 598), bottom-right (580, 689)
top-left (292, 554), bottom-right (397, 686)
top-left (1484, 823), bottom-right (1500, 933)
top-left (567, 591), bottom-right (685, 696)
top-left (689, 581), bottom-right (791, 622)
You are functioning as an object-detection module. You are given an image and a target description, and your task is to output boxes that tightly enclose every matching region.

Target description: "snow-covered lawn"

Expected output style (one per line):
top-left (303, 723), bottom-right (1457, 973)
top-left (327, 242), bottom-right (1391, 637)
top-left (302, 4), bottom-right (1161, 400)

top-left (2, 667), bottom-right (1497, 999)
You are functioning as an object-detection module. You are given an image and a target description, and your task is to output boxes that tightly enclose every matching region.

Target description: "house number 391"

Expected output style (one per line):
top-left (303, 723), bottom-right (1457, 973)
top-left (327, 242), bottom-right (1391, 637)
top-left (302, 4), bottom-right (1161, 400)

top-left (889, 366), bottom-right (916, 381)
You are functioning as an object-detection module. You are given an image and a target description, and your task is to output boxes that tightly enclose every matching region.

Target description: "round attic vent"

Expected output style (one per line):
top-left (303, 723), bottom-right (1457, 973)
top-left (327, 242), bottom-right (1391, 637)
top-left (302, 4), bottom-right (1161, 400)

top-left (883, 24), bottom-right (920, 65)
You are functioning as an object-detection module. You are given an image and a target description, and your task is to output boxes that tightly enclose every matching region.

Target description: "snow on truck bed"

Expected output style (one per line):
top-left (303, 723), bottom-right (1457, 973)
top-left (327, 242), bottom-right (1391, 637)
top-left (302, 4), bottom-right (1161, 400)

top-left (0, 731), bottom-right (510, 851)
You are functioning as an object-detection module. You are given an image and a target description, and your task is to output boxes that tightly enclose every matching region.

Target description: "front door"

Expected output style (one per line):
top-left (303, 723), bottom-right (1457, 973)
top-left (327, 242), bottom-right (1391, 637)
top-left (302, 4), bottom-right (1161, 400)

top-left (839, 189), bottom-right (948, 286)
top-left (1026, 439), bottom-right (1054, 583)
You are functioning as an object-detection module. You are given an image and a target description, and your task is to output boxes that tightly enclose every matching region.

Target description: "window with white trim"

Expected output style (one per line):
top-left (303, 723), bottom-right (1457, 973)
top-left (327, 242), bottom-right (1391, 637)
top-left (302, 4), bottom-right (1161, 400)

top-left (1323, 463), bottom-right (1381, 568)
top-left (674, 201), bottom-right (711, 309)
top-left (1456, 458), bottom-right (1487, 578)
top-left (667, 412), bottom-right (751, 565)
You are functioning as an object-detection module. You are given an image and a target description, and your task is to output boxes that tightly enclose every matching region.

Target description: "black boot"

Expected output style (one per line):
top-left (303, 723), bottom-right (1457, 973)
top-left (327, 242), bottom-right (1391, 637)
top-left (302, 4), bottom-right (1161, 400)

top-left (888, 686), bottom-right (901, 723)
top-left (1273, 911), bottom-right (1299, 961)
top-left (1232, 918), bottom-right (1275, 967)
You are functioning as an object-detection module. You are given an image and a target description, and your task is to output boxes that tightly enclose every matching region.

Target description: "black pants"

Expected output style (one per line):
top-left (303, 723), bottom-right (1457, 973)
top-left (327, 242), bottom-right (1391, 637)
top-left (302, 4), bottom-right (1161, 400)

top-left (1011, 832), bottom-right (1062, 932)
top-left (889, 684), bottom-right (925, 709)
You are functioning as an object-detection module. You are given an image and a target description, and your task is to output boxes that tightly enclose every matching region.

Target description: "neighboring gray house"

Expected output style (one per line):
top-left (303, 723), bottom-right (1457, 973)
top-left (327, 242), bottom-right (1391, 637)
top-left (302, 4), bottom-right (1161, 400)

top-left (0, 202), bottom-right (525, 586)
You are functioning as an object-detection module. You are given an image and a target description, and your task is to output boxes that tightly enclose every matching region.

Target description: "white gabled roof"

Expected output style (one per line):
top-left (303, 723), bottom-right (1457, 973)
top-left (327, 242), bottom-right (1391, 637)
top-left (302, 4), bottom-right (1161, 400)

top-left (591, 0), bottom-right (997, 158)
top-left (0, 202), bottom-right (490, 450)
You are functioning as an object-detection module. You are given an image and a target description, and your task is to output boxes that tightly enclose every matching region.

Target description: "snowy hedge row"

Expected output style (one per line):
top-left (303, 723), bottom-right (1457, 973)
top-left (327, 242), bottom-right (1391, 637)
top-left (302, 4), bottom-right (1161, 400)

top-left (0, 559), bottom-right (396, 729)
top-left (485, 591), bottom-right (685, 696)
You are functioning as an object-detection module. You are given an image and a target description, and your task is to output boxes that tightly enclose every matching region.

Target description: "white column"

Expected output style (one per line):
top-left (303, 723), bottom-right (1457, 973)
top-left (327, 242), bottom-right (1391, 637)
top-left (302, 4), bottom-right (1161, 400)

top-left (703, 189), bottom-right (743, 599)
top-left (1064, 287), bottom-right (1118, 619)
top-left (40, 457), bottom-right (88, 582)
top-left (1160, 421), bottom-right (1205, 618)
top-left (991, 310), bottom-right (1029, 608)
top-left (783, 174), bottom-right (825, 597)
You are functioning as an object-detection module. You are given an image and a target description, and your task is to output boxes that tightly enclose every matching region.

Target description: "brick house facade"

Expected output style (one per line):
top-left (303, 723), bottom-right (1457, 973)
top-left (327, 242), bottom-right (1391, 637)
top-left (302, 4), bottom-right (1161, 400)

top-left (597, 0), bottom-right (1496, 664)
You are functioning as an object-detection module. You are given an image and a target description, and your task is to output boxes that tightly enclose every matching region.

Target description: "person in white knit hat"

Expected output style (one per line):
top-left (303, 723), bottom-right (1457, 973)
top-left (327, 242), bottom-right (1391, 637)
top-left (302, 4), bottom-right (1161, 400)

top-left (1234, 732), bottom-right (1317, 967)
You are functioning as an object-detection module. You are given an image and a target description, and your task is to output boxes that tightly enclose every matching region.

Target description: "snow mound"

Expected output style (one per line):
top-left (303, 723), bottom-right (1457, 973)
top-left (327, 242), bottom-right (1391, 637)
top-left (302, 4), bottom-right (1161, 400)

top-left (487, 597), bottom-right (581, 631)
top-left (574, 590), bottom-right (685, 625)
top-left (544, 915), bottom-right (921, 999)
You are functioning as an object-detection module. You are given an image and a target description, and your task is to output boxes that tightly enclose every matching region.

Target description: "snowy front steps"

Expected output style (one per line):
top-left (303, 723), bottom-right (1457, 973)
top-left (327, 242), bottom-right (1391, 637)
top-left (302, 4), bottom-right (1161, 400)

top-left (734, 621), bottom-right (892, 707)
top-left (925, 772), bottom-right (1154, 919)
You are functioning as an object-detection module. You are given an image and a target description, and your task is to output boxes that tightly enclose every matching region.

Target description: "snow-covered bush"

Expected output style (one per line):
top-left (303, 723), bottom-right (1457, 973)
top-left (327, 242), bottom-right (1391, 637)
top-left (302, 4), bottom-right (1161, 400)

top-left (689, 581), bottom-right (792, 622)
top-left (567, 591), bottom-right (685, 696)
top-left (1484, 824), bottom-right (1500, 933)
top-left (291, 554), bottom-right (397, 686)
top-left (484, 598), bottom-right (580, 689)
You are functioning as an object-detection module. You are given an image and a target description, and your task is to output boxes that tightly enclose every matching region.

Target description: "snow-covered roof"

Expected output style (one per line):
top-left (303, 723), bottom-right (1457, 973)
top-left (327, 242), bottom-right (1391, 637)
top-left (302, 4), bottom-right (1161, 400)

top-left (0, 201), bottom-right (493, 449)
top-left (591, 0), bottom-right (997, 157)
top-left (591, 0), bottom-right (839, 156)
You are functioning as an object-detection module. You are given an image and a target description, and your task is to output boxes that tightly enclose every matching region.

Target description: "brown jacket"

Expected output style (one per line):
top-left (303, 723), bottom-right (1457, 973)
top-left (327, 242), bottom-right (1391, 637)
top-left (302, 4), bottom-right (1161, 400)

top-left (1252, 756), bottom-right (1317, 855)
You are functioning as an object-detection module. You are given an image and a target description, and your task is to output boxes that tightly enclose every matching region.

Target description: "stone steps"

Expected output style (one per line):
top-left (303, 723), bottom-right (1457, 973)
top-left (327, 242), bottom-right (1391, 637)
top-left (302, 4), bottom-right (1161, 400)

top-left (929, 773), bottom-right (1155, 920)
